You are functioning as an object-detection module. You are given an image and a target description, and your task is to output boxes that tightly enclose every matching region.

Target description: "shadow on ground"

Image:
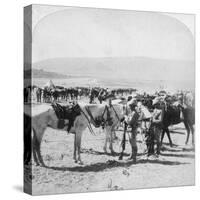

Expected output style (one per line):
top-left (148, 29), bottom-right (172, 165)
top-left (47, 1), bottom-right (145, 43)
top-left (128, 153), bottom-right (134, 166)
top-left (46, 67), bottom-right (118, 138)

top-left (160, 153), bottom-right (195, 158)
top-left (47, 158), bottom-right (189, 173)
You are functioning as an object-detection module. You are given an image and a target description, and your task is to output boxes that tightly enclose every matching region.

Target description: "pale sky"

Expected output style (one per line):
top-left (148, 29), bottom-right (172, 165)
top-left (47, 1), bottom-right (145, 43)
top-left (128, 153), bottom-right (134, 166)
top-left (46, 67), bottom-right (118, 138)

top-left (27, 5), bottom-right (195, 63)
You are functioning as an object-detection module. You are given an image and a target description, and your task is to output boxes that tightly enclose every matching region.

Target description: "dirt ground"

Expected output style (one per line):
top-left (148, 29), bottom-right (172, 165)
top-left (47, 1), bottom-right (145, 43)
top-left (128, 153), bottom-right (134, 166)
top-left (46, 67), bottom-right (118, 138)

top-left (26, 103), bottom-right (195, 195)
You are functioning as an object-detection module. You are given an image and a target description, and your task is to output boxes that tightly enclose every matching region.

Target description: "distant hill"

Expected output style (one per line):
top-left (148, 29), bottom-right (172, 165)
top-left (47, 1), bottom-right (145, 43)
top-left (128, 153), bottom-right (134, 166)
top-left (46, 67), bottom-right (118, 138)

top-left (32, 57), bottom-right (194, 82)
top-left (24, 68), bottom-right (70, 79)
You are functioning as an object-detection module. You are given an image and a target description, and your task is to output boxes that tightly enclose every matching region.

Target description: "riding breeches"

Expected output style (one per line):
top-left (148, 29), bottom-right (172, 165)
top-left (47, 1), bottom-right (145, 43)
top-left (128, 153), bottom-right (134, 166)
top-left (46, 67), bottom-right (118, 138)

top-left (147, 125), bottom-right (162, 155)
top-left (129, 128), bottom-right (138, 158)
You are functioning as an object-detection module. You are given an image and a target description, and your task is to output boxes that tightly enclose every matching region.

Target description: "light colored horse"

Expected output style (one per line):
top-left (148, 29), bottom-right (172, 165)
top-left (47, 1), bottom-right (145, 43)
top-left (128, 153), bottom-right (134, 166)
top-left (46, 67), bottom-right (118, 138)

top-left (31, 103), bottom-right (112, 166)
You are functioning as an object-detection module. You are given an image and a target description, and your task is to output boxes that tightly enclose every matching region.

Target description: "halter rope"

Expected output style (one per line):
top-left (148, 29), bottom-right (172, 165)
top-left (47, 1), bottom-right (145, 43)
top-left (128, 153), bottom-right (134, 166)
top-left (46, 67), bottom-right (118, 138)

top-left (80, 105), bottom-right (108, 135)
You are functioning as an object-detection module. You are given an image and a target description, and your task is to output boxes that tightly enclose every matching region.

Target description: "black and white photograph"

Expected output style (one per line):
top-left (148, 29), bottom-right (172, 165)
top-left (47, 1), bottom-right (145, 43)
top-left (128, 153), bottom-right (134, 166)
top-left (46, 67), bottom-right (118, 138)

top-left (24, 4), bottom-right (195, 195)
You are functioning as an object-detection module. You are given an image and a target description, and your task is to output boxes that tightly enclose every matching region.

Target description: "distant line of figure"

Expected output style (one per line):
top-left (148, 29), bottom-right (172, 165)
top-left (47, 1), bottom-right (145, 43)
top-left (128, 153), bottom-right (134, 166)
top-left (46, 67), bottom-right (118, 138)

top-left (24, 85), bottom-right (137, 104)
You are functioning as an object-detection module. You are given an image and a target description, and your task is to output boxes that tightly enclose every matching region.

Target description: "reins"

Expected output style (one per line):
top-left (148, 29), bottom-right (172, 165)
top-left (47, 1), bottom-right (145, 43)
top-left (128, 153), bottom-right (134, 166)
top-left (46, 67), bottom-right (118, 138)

top-left (79, 107), bottom-right (96, 135)
top-left (80, 105), bottom-right (109, 135)
top-left (85, 106), bottom-right (97, 127)
top-left (110, 104), bottom-right (121, 123)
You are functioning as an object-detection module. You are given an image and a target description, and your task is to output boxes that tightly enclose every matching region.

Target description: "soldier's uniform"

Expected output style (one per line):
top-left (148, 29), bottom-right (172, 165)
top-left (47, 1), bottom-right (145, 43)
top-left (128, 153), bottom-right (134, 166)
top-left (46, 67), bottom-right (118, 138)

top-left (148, 104), bottom-right (163, 156)
top-left (125, 104), bottom-right (140, 161)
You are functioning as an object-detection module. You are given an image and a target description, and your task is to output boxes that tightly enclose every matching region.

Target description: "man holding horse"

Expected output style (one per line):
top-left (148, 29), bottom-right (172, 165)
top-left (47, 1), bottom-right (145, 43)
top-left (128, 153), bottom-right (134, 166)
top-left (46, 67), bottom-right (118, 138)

top-left (122, 100), bottom-right (141, 162)
top-left (147, 101), bottom-right (164, 157)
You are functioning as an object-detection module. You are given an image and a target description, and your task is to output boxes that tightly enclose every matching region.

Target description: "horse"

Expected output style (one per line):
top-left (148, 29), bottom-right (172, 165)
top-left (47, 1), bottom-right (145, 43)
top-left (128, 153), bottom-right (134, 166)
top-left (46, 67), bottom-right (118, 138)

top-left (30, 103), bottom-right (113, 166)
top-left (153, 96), bottom-right (195, 147)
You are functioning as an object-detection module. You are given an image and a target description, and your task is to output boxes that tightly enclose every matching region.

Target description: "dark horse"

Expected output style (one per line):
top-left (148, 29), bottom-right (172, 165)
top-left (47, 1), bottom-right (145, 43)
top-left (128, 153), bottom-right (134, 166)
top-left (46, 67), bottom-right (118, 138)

top-left (159, 101), bottom-right (195, 146)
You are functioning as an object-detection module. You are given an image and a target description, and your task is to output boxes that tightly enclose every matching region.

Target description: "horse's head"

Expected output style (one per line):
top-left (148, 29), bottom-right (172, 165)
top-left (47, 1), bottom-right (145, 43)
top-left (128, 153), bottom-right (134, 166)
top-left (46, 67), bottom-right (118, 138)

top-left (107, 104), bottom-right (125, 126)
top-left (82, 104), bottom-right (108, 128)
top-left (94, 115), bottom-right (106, 127)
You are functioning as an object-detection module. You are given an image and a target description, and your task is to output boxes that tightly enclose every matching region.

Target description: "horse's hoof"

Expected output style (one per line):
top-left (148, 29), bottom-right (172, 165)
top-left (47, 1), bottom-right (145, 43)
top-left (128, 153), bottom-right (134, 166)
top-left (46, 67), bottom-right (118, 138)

top-left (74, 160), bottom-right (78, 163)
top-left (119, 155), bottom-right (123, 160)
top-left (192, 143), bottom-right (195, 147)
top-left (41, 164), bottom-right (46, 168)
top-left (110, 150), bottom-right (115, 155)
top-left (128, 156), bottom-right (136, 163)
top-left (155, 154), bottom-right (159, 158)
top-left (128, 156), bottom-right (133, 160)
top-left (78, 161), bottom-right (83, 165)
top-left (132, 158), bottom-right (136, 164)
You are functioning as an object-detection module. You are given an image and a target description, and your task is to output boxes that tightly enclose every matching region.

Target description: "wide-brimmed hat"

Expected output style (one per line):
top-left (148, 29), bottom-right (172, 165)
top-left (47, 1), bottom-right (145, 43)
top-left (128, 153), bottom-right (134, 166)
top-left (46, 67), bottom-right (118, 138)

top-left (127, 98), bottom-right (137, 109)
top-left (152, 97), bottom-right (163, 105)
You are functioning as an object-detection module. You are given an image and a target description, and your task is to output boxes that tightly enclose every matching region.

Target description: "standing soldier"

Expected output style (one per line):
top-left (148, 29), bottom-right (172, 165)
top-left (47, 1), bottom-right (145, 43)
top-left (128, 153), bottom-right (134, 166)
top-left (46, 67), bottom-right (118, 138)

top-left (147, 101), bottom-right (164, 157)
top-left (124, 100), bottom-right (141, 162)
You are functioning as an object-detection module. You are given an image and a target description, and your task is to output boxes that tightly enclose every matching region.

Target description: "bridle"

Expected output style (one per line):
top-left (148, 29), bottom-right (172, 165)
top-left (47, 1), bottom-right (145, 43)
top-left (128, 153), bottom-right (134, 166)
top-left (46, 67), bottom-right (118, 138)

top-left (109, 104), bottom-right (122, 123)
top-left (85, 105), bottom-right (108, 128)
top-left (79, 104), bottom-right (112, 135)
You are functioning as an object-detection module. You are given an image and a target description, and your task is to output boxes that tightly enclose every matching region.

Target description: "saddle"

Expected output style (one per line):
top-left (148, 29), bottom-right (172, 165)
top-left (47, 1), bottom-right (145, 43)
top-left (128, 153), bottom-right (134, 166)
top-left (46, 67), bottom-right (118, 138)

top-left (51, 102), bottom-right (81, 131)
top-left (167, 105), bottom-right (182, 124)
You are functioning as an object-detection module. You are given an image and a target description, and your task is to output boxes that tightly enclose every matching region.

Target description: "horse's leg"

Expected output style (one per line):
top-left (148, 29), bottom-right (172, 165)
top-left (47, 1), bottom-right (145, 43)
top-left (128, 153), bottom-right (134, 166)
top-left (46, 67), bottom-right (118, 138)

top-left (33, 147), bottom-right (39, 166)
top-left (32, 130), bottom-right (40, 166)
top-left (109, 128), bottom-right (115, 154)
top-left (32, 129), bottom-right (45, 167)
top-left (160, 128), bottom-right (165, 146)
top-left (190, 124), bottom-right (195, 146)
top-left (36, 144), bottom-right (46, 167)
top-left (103, 128), bottom-right (109, 153)
top-left (76, 130), bottom-right (83, 165)
top-left (129, 129), bottom-right (137, 163)
top-left (165, 127), bottom-right (173, 147)
top-left (184, 121), bottom-right (190, 145)
top-left (119, 123), bottom-right (127, 160)
top-left (113, 130), bottom-right (117, 140)
top-left (73, 133), bottom-right (78, 163)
